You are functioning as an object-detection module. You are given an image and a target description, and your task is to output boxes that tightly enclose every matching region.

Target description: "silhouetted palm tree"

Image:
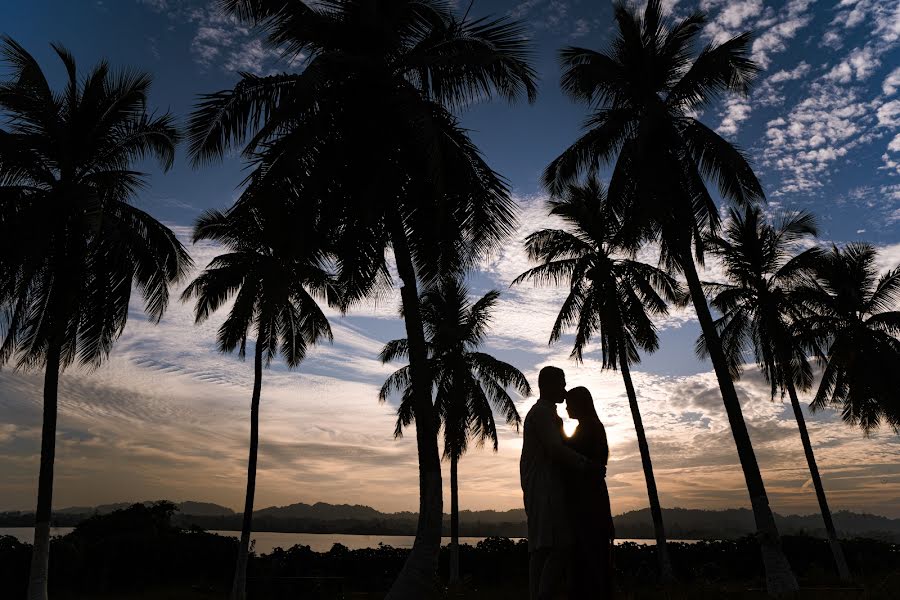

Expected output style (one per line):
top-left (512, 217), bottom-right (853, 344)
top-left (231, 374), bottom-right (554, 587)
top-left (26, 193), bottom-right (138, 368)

top-left (380, 279), bottom-right (529, 586)
top-left (513, 177), bottom-right (681, 582)
top-left (0, 38), bottom-right (190, 600)
top-left (542, 1), bottom-right (800, 592)
top-left (187, 2), bottom-right (536, 594)
top-left (181, 205), bottom-right (336, 600)
top-left (797, 243), bottom-right (900, 435)
top-left (700, 207), bottom-right (852, 581)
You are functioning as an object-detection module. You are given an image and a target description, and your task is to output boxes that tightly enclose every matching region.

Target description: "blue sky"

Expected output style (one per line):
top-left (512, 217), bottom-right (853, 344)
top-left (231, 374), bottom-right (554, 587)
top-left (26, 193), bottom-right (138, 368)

top-left (1, 0), bottom-right (899, 518)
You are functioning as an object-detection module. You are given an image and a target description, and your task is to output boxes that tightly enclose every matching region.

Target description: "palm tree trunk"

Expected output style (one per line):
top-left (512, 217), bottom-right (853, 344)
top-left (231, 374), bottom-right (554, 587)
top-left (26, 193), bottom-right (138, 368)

top-left (681, 253), bottom-right (799, 596)
top-left (27, 341), bottom-right (62, 600)
top-left (230, 339), bottom-right (264, 600)
top-left (785, 381), bottom-right (852, 582)
top-left (619, 353), bottom-right (675, 583)
top-left (386, 215), bottom-right (442, 600)
top-left (449, 454), bottom-right (460, 586)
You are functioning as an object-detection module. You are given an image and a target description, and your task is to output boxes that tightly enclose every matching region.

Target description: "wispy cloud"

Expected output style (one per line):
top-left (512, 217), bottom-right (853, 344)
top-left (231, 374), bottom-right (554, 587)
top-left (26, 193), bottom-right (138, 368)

top-left (137, 0), bottom-right (304, 75)
top-left (883, 67), bottom-right (900, 95)
top-left (3, 216), bottom-right (899, 516)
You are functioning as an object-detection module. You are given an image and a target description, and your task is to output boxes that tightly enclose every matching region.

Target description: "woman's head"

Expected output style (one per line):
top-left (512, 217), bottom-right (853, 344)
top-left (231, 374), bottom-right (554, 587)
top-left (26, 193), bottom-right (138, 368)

top-left (565, 386), bottom-right (599, 421)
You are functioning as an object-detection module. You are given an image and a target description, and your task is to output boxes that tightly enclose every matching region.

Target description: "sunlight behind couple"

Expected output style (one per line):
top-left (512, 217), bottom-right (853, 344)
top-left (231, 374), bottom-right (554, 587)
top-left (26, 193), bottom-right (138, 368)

top-left (561, 415), bottom-right (578, 438)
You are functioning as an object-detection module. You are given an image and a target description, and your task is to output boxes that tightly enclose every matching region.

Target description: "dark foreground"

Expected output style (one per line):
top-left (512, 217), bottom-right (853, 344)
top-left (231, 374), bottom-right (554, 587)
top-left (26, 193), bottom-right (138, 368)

top-left (1, 503), bottom-right (897, 599)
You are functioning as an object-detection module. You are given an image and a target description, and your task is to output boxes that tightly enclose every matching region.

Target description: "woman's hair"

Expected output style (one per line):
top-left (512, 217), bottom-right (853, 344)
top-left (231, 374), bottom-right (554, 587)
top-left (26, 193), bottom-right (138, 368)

top-left (566, 386), bottom-right (599, 421)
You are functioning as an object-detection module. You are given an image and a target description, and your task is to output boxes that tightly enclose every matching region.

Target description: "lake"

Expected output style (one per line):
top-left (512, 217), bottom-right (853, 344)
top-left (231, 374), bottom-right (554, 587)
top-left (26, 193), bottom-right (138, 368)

top-left (0, 527), bottom-right (696, 555)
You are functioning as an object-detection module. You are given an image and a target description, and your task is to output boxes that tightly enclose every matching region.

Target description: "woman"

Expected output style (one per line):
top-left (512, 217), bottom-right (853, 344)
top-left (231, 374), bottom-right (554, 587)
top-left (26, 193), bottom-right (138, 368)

top-left (564, 386), bottom-right (615, 598)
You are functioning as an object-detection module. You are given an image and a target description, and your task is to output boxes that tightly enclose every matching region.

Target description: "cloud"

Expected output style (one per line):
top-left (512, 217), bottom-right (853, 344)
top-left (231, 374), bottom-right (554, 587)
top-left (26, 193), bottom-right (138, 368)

top-left (827, 0), bottom-right (900, 48)
top-left (882, 153), bottom-right (900, 176)
top-left (703, 0), bottom-right (764, 44)
top-left (824, 46), bottom-right (882, 84)
top-left (717, 97), bottom-right (752, 136)
top-left (137, 0), bottom-right (303, 74)
top-left (4, 218), bottom-right (899, 517)
top-left (0, 424), bottom-right (17, 444)
top-left (768, 61), bottom-right (811, 84)
top-left (749, 0), bottom-right (815, 69)
top-left (509, 0), bottom-right (543, 19)
top-left (832, 0), bottom-right (900, 42)
top-left (762, 80), bottom-right (878, 194)
top-left (752, 61), bottom-right (812, 107)
top-left (698, 1), bottom-right (817, 138)
top-left (756, 0), bottom-right (900, 198)
top-left (835, 185), bottom-right (900, 230)
top-left (884, 67), bottom-right (900, 96)
top-left (508, 0), bottom-right (572, 32)
top-left (137, 0), bottom-right (169, 10)
top-left (569, 18), bottom-right (593, 39)
top-left (877, 99), bottom-right (900, 128)
top-left (888, 134), bottom-right (900, 153)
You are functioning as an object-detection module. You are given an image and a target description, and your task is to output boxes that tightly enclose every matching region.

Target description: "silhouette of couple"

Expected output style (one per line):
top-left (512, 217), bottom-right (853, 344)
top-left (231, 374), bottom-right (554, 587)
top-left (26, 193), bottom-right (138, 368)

top-left (520, 366), bottom-right (615, 599)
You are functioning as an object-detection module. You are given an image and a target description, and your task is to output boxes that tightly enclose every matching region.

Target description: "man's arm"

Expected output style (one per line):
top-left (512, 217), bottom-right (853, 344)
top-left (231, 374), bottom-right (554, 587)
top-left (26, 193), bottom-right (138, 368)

top-left (531, 406), bottom-right (589, 470)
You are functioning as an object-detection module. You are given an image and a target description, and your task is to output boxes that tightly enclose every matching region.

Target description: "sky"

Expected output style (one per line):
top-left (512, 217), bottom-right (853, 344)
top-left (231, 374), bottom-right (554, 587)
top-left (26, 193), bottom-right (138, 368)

top-left (1, 0), bottom-right (899, 519)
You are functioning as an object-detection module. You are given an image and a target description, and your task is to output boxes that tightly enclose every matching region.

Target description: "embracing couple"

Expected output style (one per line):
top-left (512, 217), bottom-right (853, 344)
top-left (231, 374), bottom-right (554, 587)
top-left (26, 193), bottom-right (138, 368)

top-left (520, 366), bottom-right (615, 599)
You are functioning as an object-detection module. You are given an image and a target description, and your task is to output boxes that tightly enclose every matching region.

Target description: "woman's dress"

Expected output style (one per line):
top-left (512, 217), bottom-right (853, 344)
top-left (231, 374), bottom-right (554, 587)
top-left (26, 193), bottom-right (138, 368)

top-left (565, 419), bottom-right (615, 598)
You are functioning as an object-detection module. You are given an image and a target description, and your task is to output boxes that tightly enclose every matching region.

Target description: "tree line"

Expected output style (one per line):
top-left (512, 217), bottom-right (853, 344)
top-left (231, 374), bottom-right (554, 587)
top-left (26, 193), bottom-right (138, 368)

top-left (3, 502), bottom-right (898, 599)
top-left (1, 1), bottom-right (898, 599)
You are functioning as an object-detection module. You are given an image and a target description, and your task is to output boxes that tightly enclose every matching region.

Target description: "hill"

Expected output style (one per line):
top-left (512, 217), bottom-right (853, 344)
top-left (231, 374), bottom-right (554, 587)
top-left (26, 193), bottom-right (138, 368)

top-left (254, 502), bottom-right (382, 520)
top-left (2, 502), bottom-right (898, 542)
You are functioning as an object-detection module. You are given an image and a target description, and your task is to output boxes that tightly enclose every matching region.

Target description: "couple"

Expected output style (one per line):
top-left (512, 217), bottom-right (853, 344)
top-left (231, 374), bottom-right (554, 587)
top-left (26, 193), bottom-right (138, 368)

top-left (520, 366), bottom-right (615, 599)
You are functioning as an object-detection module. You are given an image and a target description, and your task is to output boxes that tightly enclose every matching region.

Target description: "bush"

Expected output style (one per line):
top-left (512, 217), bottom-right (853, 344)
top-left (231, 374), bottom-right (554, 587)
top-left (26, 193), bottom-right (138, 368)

top-left (1, 506), bottom-right (897, 599)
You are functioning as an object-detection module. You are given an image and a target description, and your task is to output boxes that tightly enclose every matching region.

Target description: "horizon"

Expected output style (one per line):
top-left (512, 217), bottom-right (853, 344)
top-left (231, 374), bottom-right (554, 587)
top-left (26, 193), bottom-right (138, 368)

top-left (2, 0), bottom-right (899, 525)
top-left (4, 497), bottom-right (900, 521)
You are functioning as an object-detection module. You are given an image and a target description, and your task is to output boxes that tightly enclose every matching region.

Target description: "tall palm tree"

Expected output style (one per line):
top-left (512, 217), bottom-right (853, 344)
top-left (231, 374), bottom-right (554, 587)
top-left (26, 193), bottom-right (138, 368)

top-left (797, 243), bottom-right (900, 434)
top-left (542, 1), bottom-right (800, 593)
top-left (181, 204), bottom-right (336, 600)
top-left (187, 2), bottom-right (537, 594)
top-left (379, 279), bottom-right (530, 586)
top-left (0, 38), bottom-right (190, 600)
top-left (512, 177), bottom-right (681, 582)
top-left (700, 206), bottom-right (852, 581)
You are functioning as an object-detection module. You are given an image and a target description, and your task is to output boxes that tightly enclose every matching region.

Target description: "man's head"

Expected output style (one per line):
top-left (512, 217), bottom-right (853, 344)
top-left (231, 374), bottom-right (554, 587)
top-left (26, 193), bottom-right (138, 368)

top-left (538, 366), bottom-right (566, 404)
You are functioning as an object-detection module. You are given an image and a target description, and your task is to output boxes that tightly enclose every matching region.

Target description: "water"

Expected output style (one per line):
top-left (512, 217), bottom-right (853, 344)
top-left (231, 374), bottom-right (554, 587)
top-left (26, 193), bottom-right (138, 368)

top-left (0, 527), bottom-right (698, 555)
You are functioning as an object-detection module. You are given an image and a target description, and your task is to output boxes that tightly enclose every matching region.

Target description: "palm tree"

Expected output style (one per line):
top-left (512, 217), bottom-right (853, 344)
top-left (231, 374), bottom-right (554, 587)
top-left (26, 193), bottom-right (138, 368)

top-left (181, 204), bottom-right (336, 600)
top-left (0, 38), bottom-right (190, 600)
top-left (379, 279), bottom-right (530, 586)
top-left (542, 1), bottom-right (800, 592)
top-left (187, 2), bottom-right (537, 594)
top-left (797, 243), bottom-right (900, 435)
top-left (701, 206), bottom-right (852, 581)
top-left (513, 177), bottom-right (681, 582)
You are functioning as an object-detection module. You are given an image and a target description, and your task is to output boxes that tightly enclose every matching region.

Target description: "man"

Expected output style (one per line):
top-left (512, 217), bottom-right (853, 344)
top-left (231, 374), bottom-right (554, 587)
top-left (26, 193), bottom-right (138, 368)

top-left (520, 366), bottom-right (597, 600)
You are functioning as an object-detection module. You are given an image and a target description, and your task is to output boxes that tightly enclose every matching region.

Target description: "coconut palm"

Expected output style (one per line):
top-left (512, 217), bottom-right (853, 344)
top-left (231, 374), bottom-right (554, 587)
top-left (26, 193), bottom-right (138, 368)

top-left (0, 38), bottom-right (190, 600)
top-left (513, 177), bottom-right (681, 582)
top-left (700, 206), bottom-right (852, 581)
top-left (187, 2), bottom-right (536, 594)
top-left (797, 243), bottom-right (900, 435)
top-left (379, 279), bottom-right (529, 586)
top-left (542, 1), bottom-right (800, 592)
top-left (181, 204), bottom-right (336, 600)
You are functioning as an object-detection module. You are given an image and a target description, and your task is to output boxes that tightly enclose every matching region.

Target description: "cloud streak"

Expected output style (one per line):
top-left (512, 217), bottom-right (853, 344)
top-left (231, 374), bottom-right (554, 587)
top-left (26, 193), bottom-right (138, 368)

top-left (2, 207), bottom-right (898, 518)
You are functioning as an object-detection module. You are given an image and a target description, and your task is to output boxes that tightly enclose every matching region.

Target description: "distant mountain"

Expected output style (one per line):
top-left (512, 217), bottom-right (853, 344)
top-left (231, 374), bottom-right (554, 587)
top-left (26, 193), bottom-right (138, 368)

top-left (254, 502), bottom-right (382, 520)
top-left (54, 501), bottom-right (234, 517)
top-left (2, 502), bottom-right (897, 542)
top-left (615, 508), bottom-right (900, 542)
top-left (56, 503), bottom-right (131, 515)
top-left (176, 501), bottom-right (235, 516)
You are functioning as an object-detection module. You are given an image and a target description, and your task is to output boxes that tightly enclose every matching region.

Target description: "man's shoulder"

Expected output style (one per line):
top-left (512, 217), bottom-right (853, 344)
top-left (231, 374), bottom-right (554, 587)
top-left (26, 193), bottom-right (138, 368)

top-left (525, 400), bottom-right (556, 422)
